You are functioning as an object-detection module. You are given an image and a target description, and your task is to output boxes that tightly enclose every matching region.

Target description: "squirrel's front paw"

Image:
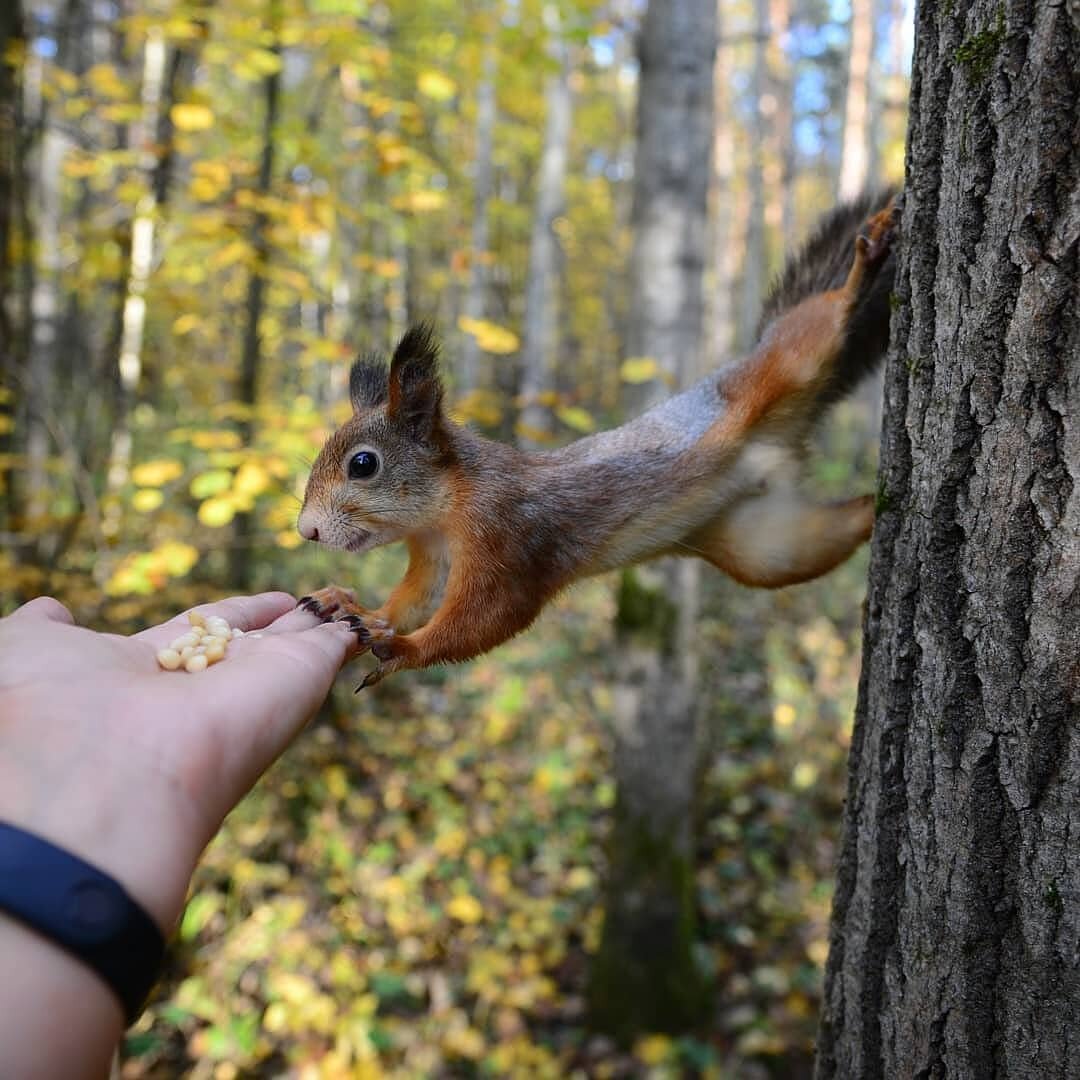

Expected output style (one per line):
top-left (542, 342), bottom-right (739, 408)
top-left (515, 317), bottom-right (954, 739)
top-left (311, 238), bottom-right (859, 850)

top-left (297, 585), bottom-right (360, 620)
top-left (338, 613), bottom-right (394, 648)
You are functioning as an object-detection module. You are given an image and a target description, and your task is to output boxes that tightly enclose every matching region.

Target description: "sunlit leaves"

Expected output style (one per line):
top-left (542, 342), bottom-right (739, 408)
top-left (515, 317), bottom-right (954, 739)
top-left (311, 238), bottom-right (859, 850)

top-left (457, 317), bottom-right (520, 355)
top-left (171, 103), bottom-right (216, 131)
top-left (106, 541), bottom-right (199, 595)
top-left (417, 70), bottom-right (457, 101)
top-left (555, 405), bottom-right (595, 433)
top-left (131, 458), bottom-right (184, 487)
top-left (197, 495), bottom-right (237, 527)
top-left (620, 355), bottom-right (662, 383)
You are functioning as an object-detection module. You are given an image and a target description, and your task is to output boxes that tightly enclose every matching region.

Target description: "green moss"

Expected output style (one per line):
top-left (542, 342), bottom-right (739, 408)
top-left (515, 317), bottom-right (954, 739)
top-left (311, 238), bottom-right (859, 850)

top-left (586, 799), bottom-right (712, 1040)
top-left (615, 567), bottom-right (677, 648)
top-left (888, 291), bottom-right (902, 312)
top-left (874, 479), bottom-right (892, 516)
top-left (954, 9), bottom-right (1006, 83)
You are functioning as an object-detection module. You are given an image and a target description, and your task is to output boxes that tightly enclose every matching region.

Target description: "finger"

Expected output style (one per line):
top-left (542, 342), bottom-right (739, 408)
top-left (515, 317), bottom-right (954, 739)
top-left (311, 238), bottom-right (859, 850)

top-left (200, 621), bottom-right (359, 771)
top-left (134, 592), bottom-right (297, 649)
top-left (6, 596), bottom-right (76, 625)
top-left (258, 604), bottom-right (328, 635)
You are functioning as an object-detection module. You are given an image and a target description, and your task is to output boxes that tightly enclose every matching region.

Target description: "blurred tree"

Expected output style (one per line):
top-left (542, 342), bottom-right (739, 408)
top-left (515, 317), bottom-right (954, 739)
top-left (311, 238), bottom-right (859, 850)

top-left (231, 0), bottom-right (281, 588)
top-left (837, 0), bottom-right (872, 199)
top-left (817, 1), bottom-right (1079, 1075)
top-left (517, 11), bottom-right (573, 447)
top-left (738, 0), bottom-right (767, 350)
top-left (458, 6), bottom-right (498, 394)
top-left (0, 0), bottom-right (23, 533)
top-left (587, 0), bottom-right (716, 1040)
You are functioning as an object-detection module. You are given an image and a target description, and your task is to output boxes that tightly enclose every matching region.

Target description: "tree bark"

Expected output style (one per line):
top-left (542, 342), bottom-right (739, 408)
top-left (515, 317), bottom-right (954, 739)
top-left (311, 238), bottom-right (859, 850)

top-left (517, 18), bottom-right (573, 448)
top-left (817, 2), bottom-right (1080, 1076)
top-left (588, 0), bottom-right (716, 1040)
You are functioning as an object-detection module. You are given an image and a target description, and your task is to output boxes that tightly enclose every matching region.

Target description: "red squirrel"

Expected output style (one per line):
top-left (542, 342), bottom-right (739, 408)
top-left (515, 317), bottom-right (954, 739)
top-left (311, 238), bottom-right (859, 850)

top-left (297, 192), bottom-right (898, 687)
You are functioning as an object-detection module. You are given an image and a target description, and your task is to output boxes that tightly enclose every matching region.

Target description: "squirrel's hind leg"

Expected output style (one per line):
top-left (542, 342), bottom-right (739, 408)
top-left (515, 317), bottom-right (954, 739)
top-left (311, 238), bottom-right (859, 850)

top-left (688, 491), bottom-right (875, 588)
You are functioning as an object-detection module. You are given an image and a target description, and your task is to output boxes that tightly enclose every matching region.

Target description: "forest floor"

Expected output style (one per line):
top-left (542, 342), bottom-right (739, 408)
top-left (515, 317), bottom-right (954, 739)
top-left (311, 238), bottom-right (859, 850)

top-left (114, 536), bottom-right (867, 1079)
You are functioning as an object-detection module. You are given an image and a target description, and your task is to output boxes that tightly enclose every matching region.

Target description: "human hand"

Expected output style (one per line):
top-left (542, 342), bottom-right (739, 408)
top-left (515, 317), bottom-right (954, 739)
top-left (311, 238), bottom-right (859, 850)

top-left (0, 592), bottom-right (359, 931)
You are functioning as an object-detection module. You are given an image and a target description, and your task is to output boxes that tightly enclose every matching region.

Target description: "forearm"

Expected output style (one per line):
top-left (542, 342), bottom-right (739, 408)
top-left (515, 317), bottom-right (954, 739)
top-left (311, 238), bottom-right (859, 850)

top-left (0, 913), bottom-right (123, 1080)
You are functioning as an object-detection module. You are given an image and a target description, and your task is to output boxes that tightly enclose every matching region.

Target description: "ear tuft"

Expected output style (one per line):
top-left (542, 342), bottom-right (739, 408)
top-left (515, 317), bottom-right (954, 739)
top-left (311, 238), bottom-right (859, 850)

top-left (349, 355), bottom-right (389, 412)
top-left (388, 323), bottom-right (444, 440)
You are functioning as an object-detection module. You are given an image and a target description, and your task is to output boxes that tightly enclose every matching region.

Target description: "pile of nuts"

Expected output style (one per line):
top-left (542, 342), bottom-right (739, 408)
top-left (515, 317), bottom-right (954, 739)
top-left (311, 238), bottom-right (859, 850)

top-left (156, 610), bottom-right (247, 673)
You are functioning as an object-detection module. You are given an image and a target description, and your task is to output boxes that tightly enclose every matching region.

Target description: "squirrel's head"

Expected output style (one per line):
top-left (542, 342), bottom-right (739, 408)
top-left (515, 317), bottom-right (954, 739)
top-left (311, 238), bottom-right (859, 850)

top-left (297, 324), bottom-right (455, 553)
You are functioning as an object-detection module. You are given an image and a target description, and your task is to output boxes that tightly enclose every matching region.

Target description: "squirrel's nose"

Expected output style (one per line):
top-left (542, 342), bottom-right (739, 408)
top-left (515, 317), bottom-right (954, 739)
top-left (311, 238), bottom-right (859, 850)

top-left (297, 508), bottom-right (321, 542)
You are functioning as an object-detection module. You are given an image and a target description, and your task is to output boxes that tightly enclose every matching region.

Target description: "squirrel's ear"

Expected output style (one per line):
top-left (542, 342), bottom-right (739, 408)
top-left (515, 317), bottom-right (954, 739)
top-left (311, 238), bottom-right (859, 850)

top-left (387, 323), bottom-right (445, 440)
top-left (349, 355), bottom-right (389, 412)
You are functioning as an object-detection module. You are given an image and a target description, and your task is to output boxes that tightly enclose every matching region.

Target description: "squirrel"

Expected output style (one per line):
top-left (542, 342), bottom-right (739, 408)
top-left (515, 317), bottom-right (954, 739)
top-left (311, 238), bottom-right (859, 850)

top-left (296, 191), bottom-right (898, 687)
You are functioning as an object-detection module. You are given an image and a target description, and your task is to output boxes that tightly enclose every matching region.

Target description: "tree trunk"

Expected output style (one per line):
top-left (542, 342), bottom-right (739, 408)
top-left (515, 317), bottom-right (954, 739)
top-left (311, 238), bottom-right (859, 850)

top-left (458, 17), bottom-right (498, 394)
top-left (838, 0), bottom-right (874, 200)
top-left (588, 0), bottom-right (716, 1040)
top-left (517, 20), bottom-right (573, 448)
top-left (0, 0), bottom-right (23, 531)
top-left (230, 14), bottom-right (281, 589)
top-left (737, 0), bottom-right (768, 350)
top-left (817, 2), bottom-right (1080, 1076)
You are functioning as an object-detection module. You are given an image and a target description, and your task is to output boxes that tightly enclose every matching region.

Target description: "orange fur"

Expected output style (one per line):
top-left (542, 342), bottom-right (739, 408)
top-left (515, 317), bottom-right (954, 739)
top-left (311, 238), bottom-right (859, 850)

top-left (297, 195), bottom-right (898, 684)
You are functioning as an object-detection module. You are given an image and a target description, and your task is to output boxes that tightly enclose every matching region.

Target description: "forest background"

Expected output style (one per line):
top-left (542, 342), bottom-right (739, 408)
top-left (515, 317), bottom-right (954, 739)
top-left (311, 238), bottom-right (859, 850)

top-left (0, 0), bottom-right (909, 1074)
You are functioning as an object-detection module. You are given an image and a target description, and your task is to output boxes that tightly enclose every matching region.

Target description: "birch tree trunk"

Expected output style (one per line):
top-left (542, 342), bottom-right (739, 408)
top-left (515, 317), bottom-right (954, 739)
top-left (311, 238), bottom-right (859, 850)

top-left (817, 2), bottom-right (1080, 1076)
top-left (587, 0), bottom-right (716, 1039)
top-left (517, 19), bottom-right (573, 448)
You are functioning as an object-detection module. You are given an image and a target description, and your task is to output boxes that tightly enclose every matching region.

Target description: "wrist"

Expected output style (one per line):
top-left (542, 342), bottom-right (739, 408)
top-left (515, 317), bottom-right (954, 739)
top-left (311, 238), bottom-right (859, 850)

top-left (0, 691), bottom-right (203, 931)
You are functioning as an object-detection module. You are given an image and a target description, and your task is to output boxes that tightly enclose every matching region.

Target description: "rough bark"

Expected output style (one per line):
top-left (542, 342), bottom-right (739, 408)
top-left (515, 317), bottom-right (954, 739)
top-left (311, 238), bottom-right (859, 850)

top-left (517, 22), bottom-right (573, 447)
top-left (817, 2), bottom-right (1080, 1077)
top-left (588, 0), bottom-right (716, 1040)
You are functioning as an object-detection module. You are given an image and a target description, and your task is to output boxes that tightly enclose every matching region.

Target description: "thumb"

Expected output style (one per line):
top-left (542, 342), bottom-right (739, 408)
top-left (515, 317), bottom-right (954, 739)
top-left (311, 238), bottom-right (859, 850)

top-left (8, 596), bottom-right (76, 626)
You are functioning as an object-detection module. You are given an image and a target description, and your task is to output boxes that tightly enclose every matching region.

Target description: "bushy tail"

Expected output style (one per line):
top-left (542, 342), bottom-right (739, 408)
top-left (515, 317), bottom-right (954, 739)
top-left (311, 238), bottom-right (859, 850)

top-left (758, 187), bottom-right (900, 413)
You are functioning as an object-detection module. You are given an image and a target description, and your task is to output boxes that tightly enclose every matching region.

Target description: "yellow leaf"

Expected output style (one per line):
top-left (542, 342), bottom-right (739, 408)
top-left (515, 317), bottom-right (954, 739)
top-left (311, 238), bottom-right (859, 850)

top-left (155, 541), bottom-right (199, 576)
top-left (620, 356), bottom-right (662, 383)
top-left (555, 406), bottom-right (595, 433)
top-left (457, 317), bottom-right (519, 355)
top-left (635, 1034), bottom-right (674, 1065)
top-left (443, 1026), bottom-right (485, 1060)
top-left (131, 489), bottom-right (164, 512)
top-left (189, 469), bottom-right (232, 499)
top-left (172, 313), bottom-right (201, 335)
top-left (131, 459), bottom-right (183, 487)
top-left (276, 529), bottom-right (303, 549)
top-left (86, 63), bottom-right (130, 100)
top-left (391, 189), bottom-right (447, 213)
top-left (171, 103), bottom-right (214, 132)
top-left (198, 496), bottom-right (236, 527)
top-left (0, 415), bottom-right (12, 435)
top-left (417, 70), bottom-right (457, 101)
top-left (446, 894), bottom-right (484, 925)
top-left (234, 461), bottom-right (270, 498)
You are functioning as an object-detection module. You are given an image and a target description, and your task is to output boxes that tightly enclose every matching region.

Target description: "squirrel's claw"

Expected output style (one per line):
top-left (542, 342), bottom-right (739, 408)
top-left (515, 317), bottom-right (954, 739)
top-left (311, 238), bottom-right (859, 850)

top-left (355, 667), bottom-right (386, 692)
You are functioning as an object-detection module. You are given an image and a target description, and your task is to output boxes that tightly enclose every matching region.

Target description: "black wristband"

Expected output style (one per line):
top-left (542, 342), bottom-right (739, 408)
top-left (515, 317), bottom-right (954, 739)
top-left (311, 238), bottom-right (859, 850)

top-left (0, 822), bottom-right (166, 1024)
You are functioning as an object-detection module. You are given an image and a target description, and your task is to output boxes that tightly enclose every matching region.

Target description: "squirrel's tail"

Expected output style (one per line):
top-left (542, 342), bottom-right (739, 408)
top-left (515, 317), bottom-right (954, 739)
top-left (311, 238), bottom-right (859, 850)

top-left (758, 186), bottom-right (899, 415)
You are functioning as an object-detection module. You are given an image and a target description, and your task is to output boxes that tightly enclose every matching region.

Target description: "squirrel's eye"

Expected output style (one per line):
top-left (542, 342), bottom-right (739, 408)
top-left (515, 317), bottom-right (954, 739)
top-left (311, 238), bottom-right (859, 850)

top-left (347, 451), bottom-right (380, 480)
